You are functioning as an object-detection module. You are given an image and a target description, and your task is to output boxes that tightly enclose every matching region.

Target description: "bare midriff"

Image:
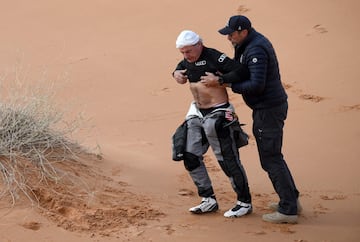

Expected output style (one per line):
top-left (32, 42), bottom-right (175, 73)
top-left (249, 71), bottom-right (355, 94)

top-left (189, 82), bottom-right (229, 109)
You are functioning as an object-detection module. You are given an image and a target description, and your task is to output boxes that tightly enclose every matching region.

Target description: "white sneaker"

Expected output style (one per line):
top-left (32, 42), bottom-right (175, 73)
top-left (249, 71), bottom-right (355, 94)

top-left (189, 196), bottom-right (219, 214)
top-left (224, 201), bottom-right (252, 218)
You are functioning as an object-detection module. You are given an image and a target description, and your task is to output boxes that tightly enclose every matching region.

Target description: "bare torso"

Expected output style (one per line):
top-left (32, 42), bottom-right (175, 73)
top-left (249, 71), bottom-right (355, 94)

top-left (189, 82), bottom-right (229, 109)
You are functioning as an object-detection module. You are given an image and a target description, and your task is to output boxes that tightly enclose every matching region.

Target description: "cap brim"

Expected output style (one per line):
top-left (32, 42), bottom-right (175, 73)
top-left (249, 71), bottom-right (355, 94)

top-left (218, 27), bottom-right (235, 35)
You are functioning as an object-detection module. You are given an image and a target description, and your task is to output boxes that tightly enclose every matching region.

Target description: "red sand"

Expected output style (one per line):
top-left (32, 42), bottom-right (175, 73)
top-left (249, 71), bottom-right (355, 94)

top-left (0, 0), bottom-right (359, 241)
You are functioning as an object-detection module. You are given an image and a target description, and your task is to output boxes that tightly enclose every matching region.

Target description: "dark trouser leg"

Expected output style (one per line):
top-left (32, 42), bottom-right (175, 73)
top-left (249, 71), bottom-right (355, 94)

top-left (203, 112), bottom-right (251, 203)
top-left (253, 102), bottom-right (299, 215)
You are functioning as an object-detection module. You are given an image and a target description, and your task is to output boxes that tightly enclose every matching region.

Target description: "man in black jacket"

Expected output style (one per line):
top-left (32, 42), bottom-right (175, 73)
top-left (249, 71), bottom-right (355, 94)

top-left (218, 15), bottom-right (301, 223)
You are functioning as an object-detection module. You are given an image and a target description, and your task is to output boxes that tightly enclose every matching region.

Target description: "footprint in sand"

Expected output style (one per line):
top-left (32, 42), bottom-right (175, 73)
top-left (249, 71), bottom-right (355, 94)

top-left (313, 24), bottom-right (328, 34)
top-left (299, 94), bottom-right (325, 103)
top-left (282, 82), bottom-right (293, 90)
top-left (150, 87), bottom-right (171, 96)
top-left (320, 194), bottom-right (347, 200)
top-left (306, 24), bottom-right (328, 36)
top-left (237, 5), bottom-right (250, 14)
top-left (178, 188), bottom-right (195, 196)
top-left (161, 224), bottom-right (176, 235)
top-left (313, 203), bottom-right (329, 216)
top-left (282, 82), bottom-right (325, 103)
top-left (339, 104), bottom-right (360, 112)
top-left (21, 221), bottom-right (41, 231)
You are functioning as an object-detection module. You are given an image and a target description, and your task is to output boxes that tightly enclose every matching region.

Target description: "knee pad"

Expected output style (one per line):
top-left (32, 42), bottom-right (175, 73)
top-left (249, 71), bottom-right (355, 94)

top-left (183, 152), bottom-right (201, 171)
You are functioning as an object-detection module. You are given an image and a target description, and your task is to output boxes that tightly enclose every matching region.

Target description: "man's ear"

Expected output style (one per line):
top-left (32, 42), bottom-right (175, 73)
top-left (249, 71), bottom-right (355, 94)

top-left (240, 29), bottom-right (249, 38)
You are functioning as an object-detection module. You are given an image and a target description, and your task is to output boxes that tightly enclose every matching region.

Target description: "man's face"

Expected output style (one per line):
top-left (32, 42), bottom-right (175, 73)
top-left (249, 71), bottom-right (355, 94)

top-left (179, 42), bottom-right (202, 63)
top-left (227, 30), bottom-right (248, 47)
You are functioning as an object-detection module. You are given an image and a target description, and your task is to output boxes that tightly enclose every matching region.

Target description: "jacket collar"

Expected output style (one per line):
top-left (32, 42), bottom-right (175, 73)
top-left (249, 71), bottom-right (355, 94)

top-left (234, 28), bottom-right (257, 59)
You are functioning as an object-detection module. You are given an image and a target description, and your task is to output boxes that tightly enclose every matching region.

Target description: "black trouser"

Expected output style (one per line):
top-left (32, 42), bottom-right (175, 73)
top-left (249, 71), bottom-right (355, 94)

top-left (253, 101), bottom-right (299, 215)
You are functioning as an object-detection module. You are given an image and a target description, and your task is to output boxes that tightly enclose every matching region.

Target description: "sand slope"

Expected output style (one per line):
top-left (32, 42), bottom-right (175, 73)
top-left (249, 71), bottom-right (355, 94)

top-left (0, 0), bottom-right (359, 241)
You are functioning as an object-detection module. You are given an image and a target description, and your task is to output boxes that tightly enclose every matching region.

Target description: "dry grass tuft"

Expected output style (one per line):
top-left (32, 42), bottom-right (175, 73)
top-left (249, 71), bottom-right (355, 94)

top-left (0, 59), bottom-right (100, 207)
top-left (0, 59), bottom-right (164, 236)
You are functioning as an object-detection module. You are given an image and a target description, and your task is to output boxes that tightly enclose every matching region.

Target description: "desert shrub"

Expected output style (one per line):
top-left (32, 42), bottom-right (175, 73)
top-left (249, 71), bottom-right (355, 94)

top-left (0, 60), bottom-right (100, 206)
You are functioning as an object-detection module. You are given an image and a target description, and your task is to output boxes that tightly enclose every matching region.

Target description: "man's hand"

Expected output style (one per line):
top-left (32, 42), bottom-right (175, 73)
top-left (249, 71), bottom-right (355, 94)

top-left (173, 69), bottom-right (188, 84)
top-left (200, 72), bottom-right (221, 87)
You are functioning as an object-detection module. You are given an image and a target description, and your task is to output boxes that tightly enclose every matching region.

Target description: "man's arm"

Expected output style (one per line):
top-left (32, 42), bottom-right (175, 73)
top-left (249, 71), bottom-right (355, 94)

top-left (199, 52), bottom-right (250, 86)
top-left (231, 46), bottom-right (268, 94)
top-left (221, 62), bottom-right (250, 84)
top-left (172, 61), bottom-right (188, 84)
top-left (173, 70), bottom-right (188, 84)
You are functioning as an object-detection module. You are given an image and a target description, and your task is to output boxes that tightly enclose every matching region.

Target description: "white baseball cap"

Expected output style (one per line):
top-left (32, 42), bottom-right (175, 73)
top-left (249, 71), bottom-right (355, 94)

top-left (176, 30), bottom-right (200, 48)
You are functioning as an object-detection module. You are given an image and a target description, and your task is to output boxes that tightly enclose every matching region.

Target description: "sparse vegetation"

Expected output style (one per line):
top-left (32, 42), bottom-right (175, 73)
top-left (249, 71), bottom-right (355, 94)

top-left (0, 60), bottom-right (163, 235)
top-left (0, 60), bottom-right (100, 206)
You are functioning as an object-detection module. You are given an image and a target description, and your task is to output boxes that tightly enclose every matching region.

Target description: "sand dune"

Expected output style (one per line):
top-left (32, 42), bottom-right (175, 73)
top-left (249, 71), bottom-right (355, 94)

top-left (0, 0), bottom-right (359, 241)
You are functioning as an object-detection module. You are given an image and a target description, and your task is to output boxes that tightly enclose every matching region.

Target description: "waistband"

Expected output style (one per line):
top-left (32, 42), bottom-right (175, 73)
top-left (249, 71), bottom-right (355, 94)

top-left (186, 101), bottom-right (235, 120)
top-left (199, 102), bottom-right (230, 116)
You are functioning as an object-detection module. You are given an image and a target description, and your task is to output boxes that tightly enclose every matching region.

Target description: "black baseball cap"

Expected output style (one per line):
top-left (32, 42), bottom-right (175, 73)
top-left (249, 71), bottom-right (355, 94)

top-left (218, 15), bottom-right (252, 35)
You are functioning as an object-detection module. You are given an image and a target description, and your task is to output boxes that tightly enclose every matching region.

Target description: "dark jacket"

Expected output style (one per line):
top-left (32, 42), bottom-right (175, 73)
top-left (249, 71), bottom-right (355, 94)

top-left (231, 29), bottom-right (287, 109)
top-left (175, 46), bottom-right (249, 84)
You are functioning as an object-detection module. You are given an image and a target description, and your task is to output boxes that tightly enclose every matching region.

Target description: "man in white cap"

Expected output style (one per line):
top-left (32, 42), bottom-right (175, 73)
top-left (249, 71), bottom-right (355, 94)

top-left (172, 30), bottom-right (252, 218)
